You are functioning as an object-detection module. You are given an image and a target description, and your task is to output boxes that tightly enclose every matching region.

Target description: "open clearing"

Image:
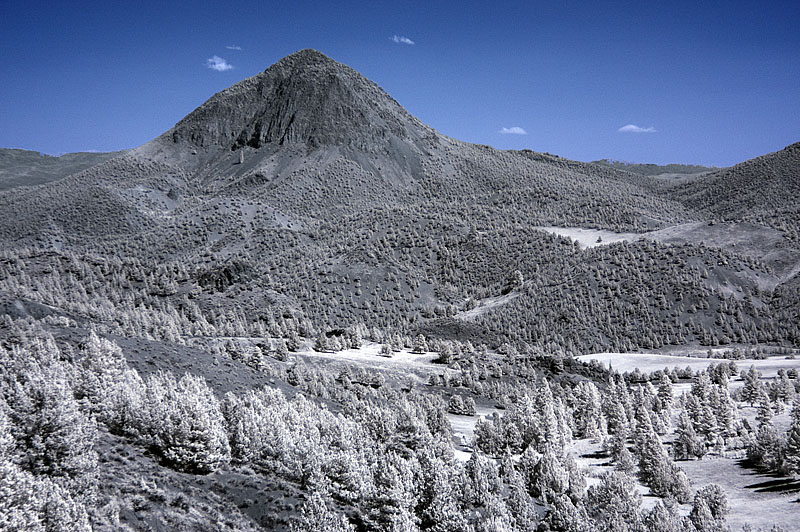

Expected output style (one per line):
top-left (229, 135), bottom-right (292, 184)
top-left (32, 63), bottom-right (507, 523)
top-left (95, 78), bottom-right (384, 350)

top-left (535, 226), bottom-right (641, 249)
top-left (578, 352), bottom-right (800, 379)
top-left (455, 292), bottom-right (521, 320)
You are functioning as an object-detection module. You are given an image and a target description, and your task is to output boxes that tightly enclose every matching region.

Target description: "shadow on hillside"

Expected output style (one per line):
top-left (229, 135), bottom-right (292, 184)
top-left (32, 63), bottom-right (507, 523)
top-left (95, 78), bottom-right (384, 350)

top-left (736, 459), bottom-right (800, 494)
top-left (580, 450), bottom-right (609, 460)
top-left (743, 477), bottom-right (800, 494)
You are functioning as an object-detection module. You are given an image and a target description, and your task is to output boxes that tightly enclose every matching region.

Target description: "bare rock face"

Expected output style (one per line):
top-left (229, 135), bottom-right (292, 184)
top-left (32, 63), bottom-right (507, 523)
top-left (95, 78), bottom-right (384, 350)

top-left (167, 49), bottom-right (426, 150)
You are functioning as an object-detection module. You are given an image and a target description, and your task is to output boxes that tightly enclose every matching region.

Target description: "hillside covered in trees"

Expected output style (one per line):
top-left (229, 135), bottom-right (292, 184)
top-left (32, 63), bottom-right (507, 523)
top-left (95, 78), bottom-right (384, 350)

top-left (1, 49), bottom-right (798, 531)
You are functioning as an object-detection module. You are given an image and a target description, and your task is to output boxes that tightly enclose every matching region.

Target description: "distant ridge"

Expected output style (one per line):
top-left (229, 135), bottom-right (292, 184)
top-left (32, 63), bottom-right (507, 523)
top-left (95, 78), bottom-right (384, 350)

top-left (670, 141), bottom-right (800, 234)
top-left (0, 148), bottom-right (125, 191)
top-left (591, 159), bottom-right (715, 176)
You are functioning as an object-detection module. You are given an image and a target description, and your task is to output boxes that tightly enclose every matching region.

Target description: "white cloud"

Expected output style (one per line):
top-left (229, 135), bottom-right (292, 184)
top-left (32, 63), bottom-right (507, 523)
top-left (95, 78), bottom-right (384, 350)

top-left (391, 35), bottom-right (415, 45)
top-left (206, 56), bottom-right (234, 71)
top-left (618, 124), bottom-right (657, 133)
top-left (226, 45), bottom-right (242, 50)
top-left (499, 126), bottom-right (527, 135)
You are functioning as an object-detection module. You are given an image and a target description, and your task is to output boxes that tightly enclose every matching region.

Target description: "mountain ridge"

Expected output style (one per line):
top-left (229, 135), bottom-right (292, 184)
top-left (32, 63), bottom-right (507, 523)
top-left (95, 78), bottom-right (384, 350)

top-left (0, 49), bottom-right (798, 354)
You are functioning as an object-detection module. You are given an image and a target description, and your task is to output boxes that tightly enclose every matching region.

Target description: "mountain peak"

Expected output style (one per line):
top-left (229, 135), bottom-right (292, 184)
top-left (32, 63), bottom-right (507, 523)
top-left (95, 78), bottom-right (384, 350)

top-left (275, 48), bottom-right (337, 67)
top-left (166, 49), bottom-right (423, 151)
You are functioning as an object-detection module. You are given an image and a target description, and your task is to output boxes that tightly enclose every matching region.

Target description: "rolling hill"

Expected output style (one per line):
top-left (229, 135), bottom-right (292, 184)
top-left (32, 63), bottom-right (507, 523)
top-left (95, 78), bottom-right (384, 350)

top-left (0, 148), bottom-right (126, 190)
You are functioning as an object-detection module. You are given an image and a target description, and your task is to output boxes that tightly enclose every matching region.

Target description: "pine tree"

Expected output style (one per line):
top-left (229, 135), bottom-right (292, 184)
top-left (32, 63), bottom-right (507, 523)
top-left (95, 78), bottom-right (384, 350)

top-left (314, 332), bottom-right (330, 352)
top-left (143, 372), bottom-right (230, 473)
top-left (657, 374), bottom-right (674, 410)
top-left (0, 403), bottom-right (13, 459)
top-left (414, 448), bottom-right (468, 532)
top-left (755, 389), bottom-right (774, 428)
top-left (362, 453), bottom-right (417, 532)
top-left (0, 461), bottom-right (44, 532)
top-left (477, 494), bottom-right (515, 532)
top-left (637, 422), bottom-right (690, 502)
top-left (644, 501), bottom-right (683, 532)
top-left (5, 366), bottom-right (98, 491)
top-left (741, 365), bottom-right (762, 406)
top-left (505, 470), bottom-right (539, 531)
top-left (530, 447), bottom-right (570, 503)
top-left (0, 460), bottom-right (92, 532)
top-left (747, 424), bottom-right (784, 471)
top-left (689, 484), bottom-right (729, 532)
top-left (276, 338), bottom-right (290, 361)
top-left (290, 491), bottom-right (355, 532)
top-left (616, 444), bottom-right (637, 475)
top-left (411, 334), bottom-right (428, 354)
top-left (781, 396), bottom-right (800, 476)
top-left (674, 410), bottom-right (705, 460)
top-left (586, 471), bottom-right (645, 532)
top-left (464, 451), bottom-right (501, 507)
top-left (711, 386), bottom-right (736, 439)
top-left (543, 494), bottom-right (592, 532)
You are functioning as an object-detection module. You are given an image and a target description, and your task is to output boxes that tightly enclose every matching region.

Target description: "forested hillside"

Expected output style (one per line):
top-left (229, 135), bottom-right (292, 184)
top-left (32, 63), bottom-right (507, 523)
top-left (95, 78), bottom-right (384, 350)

top-left (1, 49), bottom-right (798, 532)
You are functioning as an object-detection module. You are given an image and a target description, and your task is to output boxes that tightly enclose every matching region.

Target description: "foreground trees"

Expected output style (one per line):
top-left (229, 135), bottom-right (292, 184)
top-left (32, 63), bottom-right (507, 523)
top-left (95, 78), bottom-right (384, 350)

top-left (0, 317), bottom-right (779, 532)
top-left (142, 372), bottom-right (231, 473)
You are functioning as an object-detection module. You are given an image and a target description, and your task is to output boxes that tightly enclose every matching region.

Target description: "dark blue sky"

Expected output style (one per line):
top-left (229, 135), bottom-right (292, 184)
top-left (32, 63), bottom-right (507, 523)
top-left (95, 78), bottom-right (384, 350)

top-left (2, 0), bottom-right (798, 166)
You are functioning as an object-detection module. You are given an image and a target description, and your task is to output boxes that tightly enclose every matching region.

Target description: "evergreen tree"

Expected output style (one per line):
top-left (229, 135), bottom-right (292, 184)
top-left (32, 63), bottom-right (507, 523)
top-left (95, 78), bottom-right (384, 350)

top-left (781, 396), bottom-right (800, 476)
top-left (574, 381), bottom-right (603, 439)
top-left (477, 494), bottom-right (515, 532)
top-left (586, 471), bottom-right (645, 532)
top-left (755, 389), bottom-right (774, 428)
top-left (530, 447), bottom-right (570, 503)
top-left (464, 451), bottom-right (502, 507)
top-left (291, 491), bottom-right (355, 532)
top-left (4, 365), bottom-right (98, 490)
top-left (276, 338), bottom-right (290, 361)
top-left (689, 484), bottom-right (729, 532)
top-left (143, 372), bottom-right (230, 473)
top-left (643, 501), bottom-right (683, 532)
top-left (0, 460), bottom-right (92, 532)
top-left (411, 334), bottom-right (428, 354)
top-left (362, 454), bottom-right (417, 532)
top-left (0, 461), bottom-right (45, 532)
top-left (637, 422), bottom-right (691, 502)
top-left (711, 386), bottom-right (736, 439)
top-left (543, 494), bottom-right (593, 532)
top-left (615, 444), bottom-right (637, 475)
top-left (505, 470), bottom-right (539, 532)
top-left (674, 410), bottom-right (705, 460)
top-left (414, 448), bottom-right (468, 532)
top-left (657, 374), bottom-right (674, 409)
top-left (314, 332), bottom-right (330, 352)
top-left (741, 366), bottom-right (762, 406)
top-left (748, 424), bottom-right (784, 470)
